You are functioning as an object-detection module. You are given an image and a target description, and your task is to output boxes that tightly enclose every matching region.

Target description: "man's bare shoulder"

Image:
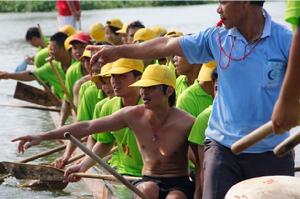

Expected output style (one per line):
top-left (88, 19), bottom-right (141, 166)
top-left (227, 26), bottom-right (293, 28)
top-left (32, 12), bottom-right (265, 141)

top-left (172, 107), bottom-right (195, 122)
top-left (119, 104), bottom-right (145, 117)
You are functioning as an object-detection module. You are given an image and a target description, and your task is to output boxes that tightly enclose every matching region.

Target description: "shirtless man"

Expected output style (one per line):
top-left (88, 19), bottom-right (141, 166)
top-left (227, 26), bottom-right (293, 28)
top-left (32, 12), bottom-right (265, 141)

top-left (13, 64), bottom-right (195, 199)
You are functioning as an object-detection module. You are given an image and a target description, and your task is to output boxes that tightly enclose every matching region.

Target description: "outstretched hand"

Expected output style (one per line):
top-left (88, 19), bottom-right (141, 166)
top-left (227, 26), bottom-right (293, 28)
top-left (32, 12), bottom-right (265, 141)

top-left (11, 135), bottom-right (43, 153)
top-left (87, 45), bottom-right (120, 67)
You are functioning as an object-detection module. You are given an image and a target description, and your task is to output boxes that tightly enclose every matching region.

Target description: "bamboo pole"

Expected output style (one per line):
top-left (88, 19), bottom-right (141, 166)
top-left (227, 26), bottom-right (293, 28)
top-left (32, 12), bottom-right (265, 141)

top-left (47, 57), bottom-right (77, 113)
top-left (64, 132), bottom-right (148, 199)
top-left (73, 173), bottom-right (140, 182)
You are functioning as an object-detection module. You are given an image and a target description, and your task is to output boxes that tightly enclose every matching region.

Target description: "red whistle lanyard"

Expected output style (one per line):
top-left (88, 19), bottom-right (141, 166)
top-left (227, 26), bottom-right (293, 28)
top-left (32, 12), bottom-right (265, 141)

top-left (216, 19), bottom-right (262, 69)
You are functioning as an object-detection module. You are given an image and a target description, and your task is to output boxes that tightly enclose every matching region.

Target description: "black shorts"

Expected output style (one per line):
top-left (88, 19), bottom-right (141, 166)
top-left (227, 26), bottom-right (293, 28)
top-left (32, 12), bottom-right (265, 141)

top-left (133, 175), bottom-right (195, 199)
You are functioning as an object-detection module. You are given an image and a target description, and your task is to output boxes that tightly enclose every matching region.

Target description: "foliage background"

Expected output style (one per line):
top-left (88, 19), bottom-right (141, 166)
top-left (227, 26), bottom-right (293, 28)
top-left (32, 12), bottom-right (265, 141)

top-left (0, 1), bottom-right (212, 12)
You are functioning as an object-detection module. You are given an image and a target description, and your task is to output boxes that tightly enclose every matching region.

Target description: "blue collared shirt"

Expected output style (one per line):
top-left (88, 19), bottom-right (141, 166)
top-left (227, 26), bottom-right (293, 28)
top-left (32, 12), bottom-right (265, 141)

top-left (180, 10), bottom-right (293, 153)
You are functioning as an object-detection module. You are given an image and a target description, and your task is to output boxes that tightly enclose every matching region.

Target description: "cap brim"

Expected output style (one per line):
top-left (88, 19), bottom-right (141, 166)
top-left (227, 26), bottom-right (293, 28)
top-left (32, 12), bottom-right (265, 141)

top-left (129, 79), bottom-right (162, 88)
top-left (107, 67), bottom-right (133, 75)
top-left (70, 39), bottom-right (89, 44)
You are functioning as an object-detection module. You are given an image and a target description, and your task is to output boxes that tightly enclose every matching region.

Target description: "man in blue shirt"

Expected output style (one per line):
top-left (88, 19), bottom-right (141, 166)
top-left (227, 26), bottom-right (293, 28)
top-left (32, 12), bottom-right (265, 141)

top-left (87, 1), bottom-right (294, 198)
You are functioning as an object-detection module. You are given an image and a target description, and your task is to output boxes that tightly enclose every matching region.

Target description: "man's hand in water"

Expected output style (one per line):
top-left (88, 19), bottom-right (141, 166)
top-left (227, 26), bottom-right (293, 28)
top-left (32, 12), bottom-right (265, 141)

top-left (11, 134), bottom-right (43, 153)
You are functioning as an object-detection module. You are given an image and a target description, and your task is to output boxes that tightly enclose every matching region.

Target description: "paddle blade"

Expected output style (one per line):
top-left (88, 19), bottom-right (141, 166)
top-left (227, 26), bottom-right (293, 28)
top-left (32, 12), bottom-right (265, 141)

top-left (13, 82), bottom-right (61, 107)
top-left (20, 180), bottom-right (68, 190)
top-left (2, 162), bottom-right (64, 181)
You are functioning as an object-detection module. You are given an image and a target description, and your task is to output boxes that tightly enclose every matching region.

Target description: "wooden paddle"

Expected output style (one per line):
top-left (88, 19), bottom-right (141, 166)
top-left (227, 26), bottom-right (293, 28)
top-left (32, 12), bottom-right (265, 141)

top-left (64, 132), bottom-right (149, 199)
top-left (2, 162), bottom-right (140, 182)
top-left (0, 144), bottom-right (66, 175)
top-left (0, 136), bottom-right (88, 176)
top-left (13, 82), bottom-right (61, 107)
top-left (0, 104), bottom-right (60, 112)
top-left (231, 119), bottom-right (300, 154)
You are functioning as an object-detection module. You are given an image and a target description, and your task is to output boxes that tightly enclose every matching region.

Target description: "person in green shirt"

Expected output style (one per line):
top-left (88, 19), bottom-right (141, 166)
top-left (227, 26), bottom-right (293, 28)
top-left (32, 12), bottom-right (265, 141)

top-left (272, 1), bottom-right (300, 133)
top-left (13, 64), bottom-right (196, 199)
top-left (59, 32), bottom-right (92, 127)
top-left (188, 68), bottom-right (218, 199)
top-left (15, 26), bottom-right (49, 72)
top-left (173, 55), bottom-right (202, 97)
top-left (54, 63), bottom-right (115, 169)
top-left (0, 32), bottom-right (72, 100)
top-left (176, 61), bottom-right (216, 117)
top-left (33, 47), bottom-right (49, 69)
top-left (70, 58), bottom-right (144, 177)
top-left (55, 58), bottom-right (144, 177)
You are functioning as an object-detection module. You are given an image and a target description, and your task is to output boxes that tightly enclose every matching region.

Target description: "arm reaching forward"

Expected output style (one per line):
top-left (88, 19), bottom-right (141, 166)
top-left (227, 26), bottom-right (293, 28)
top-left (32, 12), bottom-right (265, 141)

top-left (87, 36), bottom-right (184, 66)
top-left (12, 107), bottom-right (131, 153)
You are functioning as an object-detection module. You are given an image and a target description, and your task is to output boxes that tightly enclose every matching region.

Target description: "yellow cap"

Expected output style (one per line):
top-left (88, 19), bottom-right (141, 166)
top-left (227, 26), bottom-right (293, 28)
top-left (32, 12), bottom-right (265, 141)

top-left (151, 26), bottom-right (167, 36)
top-left (59, 25), bottom-right (76, 36)
top-left (130, 64), bottom-right (176, 88)
top-left (94, 63), bottom-right (113, 77)
top-left (133, 28), bottom-right (157, 42)
top-left (89, 23), bottom-right (106, 42)
top-left (79, 50), bottom-right (91, 61)
top-left (116, 23), bottom-right (128, 34)
top-left (64, 35), bottom-right (74, 51)
top-left (106, 18), bottom-right (123, 29)
top-left (164, 30), bottom-right (184, 38)
top-left (108, 58), bottom-right (144, 75)
top-left (198, 61), bottom-right (217, 82)
top-left (91, 63), bottom-right (113, 83)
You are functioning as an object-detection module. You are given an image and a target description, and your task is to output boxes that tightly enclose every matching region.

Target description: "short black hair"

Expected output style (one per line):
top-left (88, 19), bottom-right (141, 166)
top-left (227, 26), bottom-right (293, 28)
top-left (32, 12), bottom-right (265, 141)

top-left (50, 32), bottom-right (68, 48)
top-left (162, 85), bottom-right (176, 107)
top-left (132, 70), bottom-right (143, 78)
top-left (211, 68), bottom-right (218, 82)
top-left (127, 21), bottom-right (145, 33)
top-left (25, 27), bottom-right (41, 41)
top-left (95, 41), bottom-right (112, 45)
top-left (250, 1), bottom-right (265, 7)
top-left (107, 25), bottom-right (121, 35)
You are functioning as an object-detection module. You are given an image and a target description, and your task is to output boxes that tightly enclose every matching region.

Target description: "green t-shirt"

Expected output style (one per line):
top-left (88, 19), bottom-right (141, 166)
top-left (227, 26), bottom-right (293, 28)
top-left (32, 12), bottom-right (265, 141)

top-left (93, 97), bottom-right (143, 176)
top-left (176, 81), bottom-right (213, 117)
top-left (78, 80), bottom-right (94, 107)
top-left (77, 84), bottom-right (105, 121)
top-left (91, 97), bottom-right (119, 168)
top-left (33, 61), bottom-right (66, 99)
top-left (188, 105), bottom-right (212, 145)
top-left (34, 47), bottom-right (49, 69)
top-left (175, 75), bottom-right (189, 97)
top-left (64, 61), bottom-right (83, 102)
top-left (285, 0), bottom-right (300, 31)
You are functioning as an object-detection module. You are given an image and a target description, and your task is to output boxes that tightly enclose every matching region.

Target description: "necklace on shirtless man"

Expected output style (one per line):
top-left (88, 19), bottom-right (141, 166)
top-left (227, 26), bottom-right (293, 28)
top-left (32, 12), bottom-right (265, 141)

top-left (152, 134), bottom-right (157, 142)
top-left (150, 108), bottom-right (170, 142)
